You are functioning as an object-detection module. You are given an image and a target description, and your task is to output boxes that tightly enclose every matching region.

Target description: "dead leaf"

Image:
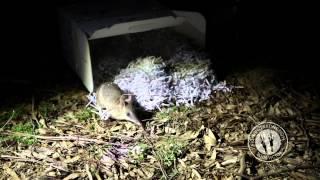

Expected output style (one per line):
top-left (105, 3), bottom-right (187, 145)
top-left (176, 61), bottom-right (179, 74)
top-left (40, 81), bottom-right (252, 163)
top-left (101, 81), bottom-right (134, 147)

top-left (119, 159), bottom-right (129, 169)
top-left (226, 104), bottom-right (236, 110)
top-left (147, 155), bottom-right (157, 164)
top-left (192, 169), bottom-right (202, 179)
top-left (204, 129), bottom-right (217, 151)
top-left (112, 167), bottom-right (119, 180)
top-left (64, 155), bottom-right (80, 164)
top-left (216, 104), bottom-right (224, 113)
top-left (179, 159), bottom-right (187, 168)
top-left (268, 106), bottom-right (275, 115)
top-left (287, 108), bottom-right (295, 116)
top-left (52, 152), bottom-right (60, 159)
top-left (63, 173), bottom-right (80, 180)
top-left (19, 150), bottom-right (32, 158)
top-left (110, 125), bottom-right (123, 132)
top-left (38, 128), bottom-right (47, 135)
top-left (210, 148), bottom-right (217, 160)
top-left (204, 160), bottom-right (215, 168)
top-left (39, 118), bottom-right (48, 128)
top-left (136, 169), bottom-right (146, 178)
top-left (190, 152), bottom-right (200, 159)
top-left (215, 162), bottom-right (221, 168)
top-left (221, 157), bottom-right (237, 166)
top-left (180, 125), bottom-right (204, 140)
top-left (275, 107), bottom-right (281, 116)
top-left (32, 152), bottom-right (48, 160)
top-left (129, 171), bottom-right (135, 177)
top-left (225, 175), bottom-right (234, 180)
top-left (241, 105), bottom-right (251, 112)
top-left (142, 167), bottom-right (154, 178)
top-left (165, 127), bottom-right (176, 134)
top-left (48, 172), bottom-right (56, 177)
top-left (20, 173), bottom-right (27, 180)
top-left (3, 164), bottom-right (20, 180)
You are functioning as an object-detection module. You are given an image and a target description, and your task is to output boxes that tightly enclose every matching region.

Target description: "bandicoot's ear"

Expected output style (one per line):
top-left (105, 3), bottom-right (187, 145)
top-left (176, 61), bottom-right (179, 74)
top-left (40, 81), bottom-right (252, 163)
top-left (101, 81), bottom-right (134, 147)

top-left (124, 94), bottom-right (132, 103)
top-left (120, 94), bottom-right (132, 107)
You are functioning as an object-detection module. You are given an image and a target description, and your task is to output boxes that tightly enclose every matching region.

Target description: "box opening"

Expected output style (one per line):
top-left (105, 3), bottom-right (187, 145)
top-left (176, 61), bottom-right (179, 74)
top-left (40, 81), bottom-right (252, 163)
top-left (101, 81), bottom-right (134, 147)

top-left (89, 27), bottom-right (202, 88)
top-left (59, 1), bottom-right (206, 92)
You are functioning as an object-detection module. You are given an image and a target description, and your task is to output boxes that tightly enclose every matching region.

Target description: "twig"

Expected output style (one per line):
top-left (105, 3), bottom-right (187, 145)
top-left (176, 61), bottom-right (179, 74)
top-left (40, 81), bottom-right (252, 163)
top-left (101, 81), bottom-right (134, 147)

top-left (85, 164), bottom-right (93, 180)
top-left (1, 155), bottom-right (41, 163)
top-left (305, 119), bottom-right (320, 124)
top-left (94, 171), bottom-right (102, 180)
top-left (291, 171), bottom-right (312, 179)
top-left (310, 113), bottom-right (320, 120)
top-left (1, 132), bottom-right (124, 146)
top-left (1, 110), bottom-right (15, 130)
top-left (31, 96), bottom-right (40, 128)
top-left (300, 117), bottom-right (310, 148)
top-left (236, 151), bottom-right (246, 180)
top-left (0, 155), bottom-right (68, 172)
top-left (218, 168), bottom-right (251, 179)
top-left (252, 165), bottom-right (320, 179)
top-left (219, 165), bottom-right (320, 180)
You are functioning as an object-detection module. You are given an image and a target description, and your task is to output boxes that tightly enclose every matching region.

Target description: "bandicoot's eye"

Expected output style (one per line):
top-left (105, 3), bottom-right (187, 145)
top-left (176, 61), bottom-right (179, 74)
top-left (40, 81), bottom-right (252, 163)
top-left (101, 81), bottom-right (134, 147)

top-left (127, 112), bottom-right (131, 117)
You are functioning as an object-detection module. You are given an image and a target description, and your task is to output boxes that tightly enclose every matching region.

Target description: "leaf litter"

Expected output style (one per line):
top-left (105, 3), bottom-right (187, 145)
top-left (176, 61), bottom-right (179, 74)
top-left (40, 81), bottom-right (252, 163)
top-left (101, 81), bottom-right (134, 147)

top-left (1, 67), bottom-right (319, 179)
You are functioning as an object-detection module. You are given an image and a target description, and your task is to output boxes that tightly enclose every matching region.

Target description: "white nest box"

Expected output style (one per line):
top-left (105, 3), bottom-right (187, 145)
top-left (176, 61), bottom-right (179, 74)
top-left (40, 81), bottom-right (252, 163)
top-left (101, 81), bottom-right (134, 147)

top-left (58, 0), bottom-right (206, 92)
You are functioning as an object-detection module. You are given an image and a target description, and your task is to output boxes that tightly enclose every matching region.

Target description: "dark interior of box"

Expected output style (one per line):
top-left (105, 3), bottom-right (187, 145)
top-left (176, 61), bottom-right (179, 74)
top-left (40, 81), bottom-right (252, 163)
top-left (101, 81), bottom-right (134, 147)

top-left (89, 27), bottom-right (204, 87)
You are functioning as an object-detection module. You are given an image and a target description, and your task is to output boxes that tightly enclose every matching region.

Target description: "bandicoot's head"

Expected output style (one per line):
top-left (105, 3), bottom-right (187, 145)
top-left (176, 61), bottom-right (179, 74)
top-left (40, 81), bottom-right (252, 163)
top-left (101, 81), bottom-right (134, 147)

top-left (112, 94), bottom-right (142, 126)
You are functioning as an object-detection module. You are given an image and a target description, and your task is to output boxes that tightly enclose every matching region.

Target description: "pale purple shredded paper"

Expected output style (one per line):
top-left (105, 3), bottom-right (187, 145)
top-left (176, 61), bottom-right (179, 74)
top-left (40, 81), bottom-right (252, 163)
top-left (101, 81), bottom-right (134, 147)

top-left (86, 48), bottom-right (236, 119)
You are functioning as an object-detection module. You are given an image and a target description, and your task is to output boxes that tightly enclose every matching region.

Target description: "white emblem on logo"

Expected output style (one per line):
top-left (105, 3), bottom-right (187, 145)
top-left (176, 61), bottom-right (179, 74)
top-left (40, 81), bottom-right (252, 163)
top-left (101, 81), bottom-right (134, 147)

top-left (248, 122), bottom-right (288, 162)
